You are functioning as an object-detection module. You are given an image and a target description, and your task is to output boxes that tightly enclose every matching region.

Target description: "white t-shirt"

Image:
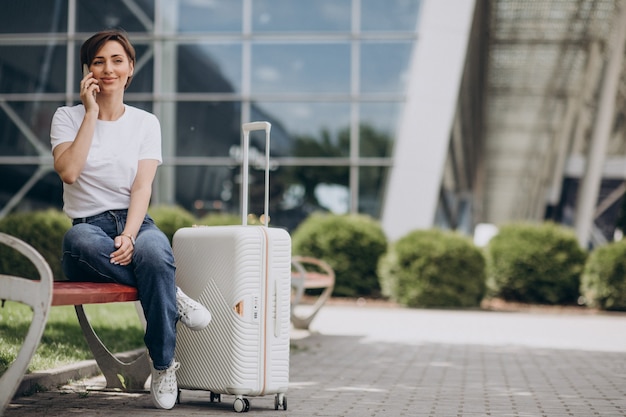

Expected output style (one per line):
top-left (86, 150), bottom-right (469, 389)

top-left (50, 104), bottom-right (162, 219)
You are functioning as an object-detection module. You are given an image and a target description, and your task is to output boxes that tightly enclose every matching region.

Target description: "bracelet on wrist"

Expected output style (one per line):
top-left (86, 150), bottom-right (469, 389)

top-left (120, 233), bottom-right (135, 246)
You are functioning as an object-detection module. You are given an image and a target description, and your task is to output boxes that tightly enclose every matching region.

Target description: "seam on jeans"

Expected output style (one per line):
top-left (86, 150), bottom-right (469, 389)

top-left (64, 251), bottom-right (124, 283)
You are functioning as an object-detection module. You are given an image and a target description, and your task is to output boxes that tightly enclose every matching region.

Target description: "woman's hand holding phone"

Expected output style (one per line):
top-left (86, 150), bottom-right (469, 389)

top-left (81, 64), bottom-right (99, 111)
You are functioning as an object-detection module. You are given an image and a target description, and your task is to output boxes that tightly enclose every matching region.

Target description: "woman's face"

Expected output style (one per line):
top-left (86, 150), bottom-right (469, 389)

top-left (87, 40), bottom-right (134, 94)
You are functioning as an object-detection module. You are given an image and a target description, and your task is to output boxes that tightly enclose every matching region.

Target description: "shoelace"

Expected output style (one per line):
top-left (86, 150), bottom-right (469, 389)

top-left (177, 293), bottom-right (199, 316)
top-left (155, 362), bottom-right (180, 393)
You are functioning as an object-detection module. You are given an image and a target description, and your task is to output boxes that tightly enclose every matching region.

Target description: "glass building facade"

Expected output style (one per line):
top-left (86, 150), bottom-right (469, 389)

top-left (0, 0), bottom-right (422, 230)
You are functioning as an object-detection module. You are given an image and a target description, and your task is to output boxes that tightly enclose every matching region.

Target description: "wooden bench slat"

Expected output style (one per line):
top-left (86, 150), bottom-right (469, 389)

top-left (293, 272), bottom-right (335, 289)
top-left (52, 282), bottom-right (138, 306)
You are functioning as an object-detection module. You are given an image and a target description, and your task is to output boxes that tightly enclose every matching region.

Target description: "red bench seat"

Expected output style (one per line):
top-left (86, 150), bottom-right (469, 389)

top-left (52, 282), bottom-right (138, 306)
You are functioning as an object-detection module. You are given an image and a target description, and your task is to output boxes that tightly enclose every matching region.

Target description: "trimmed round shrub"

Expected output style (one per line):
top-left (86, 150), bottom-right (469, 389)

top-left (486, 222), bottom-right (586, 305)
top-left (581, 240), bottom-right (626, 311)
top-left (198, 213), bottom-right (243, 226)
top-left (0, 209), bottom-right (71, 280)
top-left (148, 205), bottom-right (196, 243)
top-left (291, 213), bottom-right (387, 297)
top-left (378, 229), bottom-right (486, 308)
top-left (377, 244), bottom-right (400, 301)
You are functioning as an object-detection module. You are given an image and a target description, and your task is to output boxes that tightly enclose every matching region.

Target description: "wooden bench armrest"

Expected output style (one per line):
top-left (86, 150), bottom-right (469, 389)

top-left (290, 256), bottom-right (335, 330)
top-left (299, 272), bottom-right (335, 289)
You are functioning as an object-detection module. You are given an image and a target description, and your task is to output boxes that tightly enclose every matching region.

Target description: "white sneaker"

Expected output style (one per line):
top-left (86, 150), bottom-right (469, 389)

top-left (151, 361), bottom-right (180, 410)
top-left (176, 287), bottom-right (211, 331)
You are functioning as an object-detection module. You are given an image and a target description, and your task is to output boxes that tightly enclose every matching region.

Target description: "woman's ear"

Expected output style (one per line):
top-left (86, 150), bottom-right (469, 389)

top-left (125, 61), bottom-right (135, 89)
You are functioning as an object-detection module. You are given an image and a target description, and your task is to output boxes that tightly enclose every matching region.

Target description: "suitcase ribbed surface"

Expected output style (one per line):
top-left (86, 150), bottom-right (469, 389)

top-left (173, 226), bottom-right (290, 396)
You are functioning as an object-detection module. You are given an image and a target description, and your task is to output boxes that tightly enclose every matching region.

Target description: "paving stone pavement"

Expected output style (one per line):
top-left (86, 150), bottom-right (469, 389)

top-left (5, 304), bottom-right (626, 416)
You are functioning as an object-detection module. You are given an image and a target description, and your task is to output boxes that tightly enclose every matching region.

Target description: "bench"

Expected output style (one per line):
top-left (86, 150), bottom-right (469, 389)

top-left (0, 233), bottom-right (336, 414)
top-left (290, 256), bottom-right (335, 330)
top-left (51, 282), bottom-right (150, 391)
top-left (0, 233), bottom-right (150, 415)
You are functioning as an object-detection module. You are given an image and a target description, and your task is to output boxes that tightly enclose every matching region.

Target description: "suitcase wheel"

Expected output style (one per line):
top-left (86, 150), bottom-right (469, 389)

top-left (274, 393), bottom-right (287, 411)
top-left (233, 397), bottom-right (250, 413)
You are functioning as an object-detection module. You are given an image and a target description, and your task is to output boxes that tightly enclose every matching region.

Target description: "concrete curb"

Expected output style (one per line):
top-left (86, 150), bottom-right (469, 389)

top-left (15, 349), bottom-right (147, 398)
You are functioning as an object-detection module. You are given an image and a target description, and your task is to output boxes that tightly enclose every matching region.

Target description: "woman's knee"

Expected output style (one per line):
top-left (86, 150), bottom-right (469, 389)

top-left (134, 228), bottom-right (174, 264)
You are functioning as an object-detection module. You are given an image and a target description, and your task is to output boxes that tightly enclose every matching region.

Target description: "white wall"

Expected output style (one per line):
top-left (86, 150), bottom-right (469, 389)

top-left (381, 0), bottom-right (477, 241)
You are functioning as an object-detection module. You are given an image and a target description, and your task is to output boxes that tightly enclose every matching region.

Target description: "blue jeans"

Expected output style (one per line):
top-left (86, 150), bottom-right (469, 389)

top-left (62, 210), bottom-right (177, 370)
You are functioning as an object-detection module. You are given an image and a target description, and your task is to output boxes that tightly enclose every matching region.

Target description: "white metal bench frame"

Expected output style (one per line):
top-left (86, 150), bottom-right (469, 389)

top-left (290, 256), bottom-right (335, 330)
top-left (0, 233), bottom-right (53, 416)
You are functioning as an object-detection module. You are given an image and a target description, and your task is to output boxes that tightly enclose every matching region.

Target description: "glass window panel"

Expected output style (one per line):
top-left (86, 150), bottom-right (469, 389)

top-left (177, 0), bottom-right (242, 32)
top-left (174, 164), bottom-right (350, 232)
top-left (251, 43), bottom-right (350, 94)
top-left (0, 101), bottom-right (64, 156)
top-left (2, 0), bottom-right (68, 33)
top-left (359, 166), bottom-right (388, 218)
top-left (253, 0), bottom-right (350, 32)
top-left (126, 47), bottom-right (154, 94)
top-left (0, 166), bottom-right (63, 212)
top-left (26, 170), bottom-right (64, 210)
top-left (245, 164), bottom-right (287, 222)
top-left (78, 0), bottom-right (155, 33)
top-left (360, 41), bottom-right (414, 94)
top-left (252, 102), bottom-right (350, 157)
top-left (278, 165), bottom-right (350, 221)
top-left (359, 102), bottom-right (401, 157)
top-left (176, 101), bottom-right (241, 157)
top-left (125, 101), bottom-right (154, 114)
top-left (0, 107), bottom-right (25, 156)
top-left (0, 46), bottom-right (66, 94)
top-left (177, 43), bottom-right (242, 93)
top-left (176, 165), bottom-right (237, 217)
top-left (265, 169), bottom-right (306, 230)
top-left (361, 0), bottom-right (421, 32)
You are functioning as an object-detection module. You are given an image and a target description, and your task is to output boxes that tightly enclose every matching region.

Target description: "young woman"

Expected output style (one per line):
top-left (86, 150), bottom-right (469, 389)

top-left (50, 30), bottom-right (211, 410)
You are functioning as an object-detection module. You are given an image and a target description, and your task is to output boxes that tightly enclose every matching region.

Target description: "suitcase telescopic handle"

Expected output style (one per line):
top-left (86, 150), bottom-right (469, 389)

top-left (241, 121), bottom-right (272, 227)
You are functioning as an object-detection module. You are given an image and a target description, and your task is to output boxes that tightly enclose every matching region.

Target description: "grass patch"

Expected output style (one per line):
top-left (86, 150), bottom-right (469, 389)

top-left (0, 301), bottom-right (144, 375)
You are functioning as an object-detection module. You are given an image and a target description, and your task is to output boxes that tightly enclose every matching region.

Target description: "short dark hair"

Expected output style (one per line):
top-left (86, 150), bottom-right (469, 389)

top-left (80, 29), bottom-right (136, 89)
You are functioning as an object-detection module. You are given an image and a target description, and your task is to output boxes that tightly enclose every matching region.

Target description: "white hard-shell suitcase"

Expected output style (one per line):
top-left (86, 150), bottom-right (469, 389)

top-left (173, 122), bottom-right (291, 413)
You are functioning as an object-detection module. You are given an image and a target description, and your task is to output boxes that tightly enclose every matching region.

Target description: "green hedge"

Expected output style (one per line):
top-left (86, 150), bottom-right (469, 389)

top-left (486, 222), bottom-right (586, 305)
top-left (581, 240), bottom-right (626, 311)
top-left (2, 208), bottom-right (604, 310)
top-left (378, 229), bottom-right (486, 308)
top-left (197, 213), bottom-right (241, 226)
top-left (148, 205), bottom-right (196, 243)
top-left (291, 213), bottom-right (387, 297)
top-left (0, 209), bottom-right (71, 280)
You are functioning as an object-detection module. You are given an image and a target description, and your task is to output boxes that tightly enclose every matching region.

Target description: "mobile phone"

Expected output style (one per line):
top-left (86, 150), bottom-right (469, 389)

top-left (82, 64), bottom-right (96, 97)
